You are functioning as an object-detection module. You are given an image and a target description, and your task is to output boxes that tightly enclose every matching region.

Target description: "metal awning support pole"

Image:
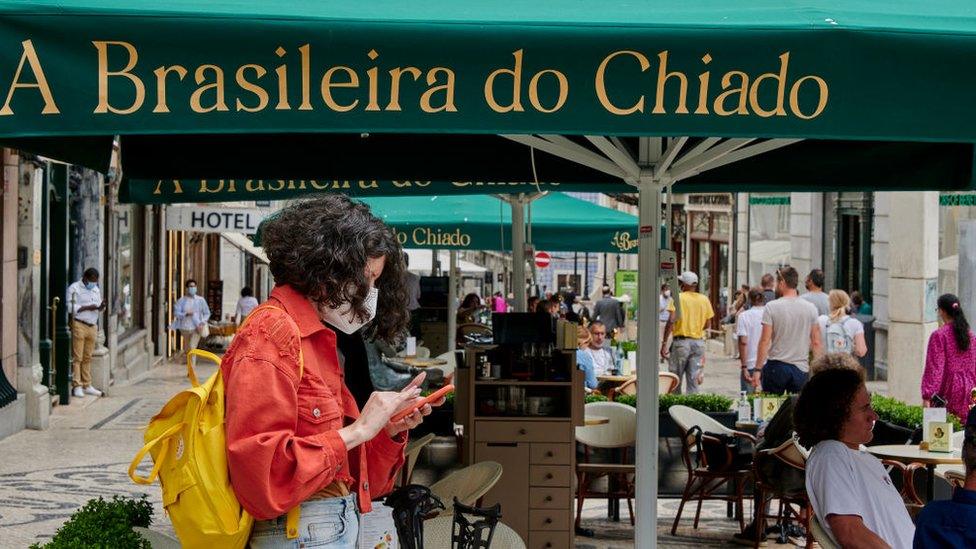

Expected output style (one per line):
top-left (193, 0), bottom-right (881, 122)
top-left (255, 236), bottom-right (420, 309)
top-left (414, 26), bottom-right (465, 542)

top-left (511, 195), bottom-right (527, 311)
top-left (447, 250), bottom-right (458, 351)
top-left (635, 136), bottom-right (664, 549)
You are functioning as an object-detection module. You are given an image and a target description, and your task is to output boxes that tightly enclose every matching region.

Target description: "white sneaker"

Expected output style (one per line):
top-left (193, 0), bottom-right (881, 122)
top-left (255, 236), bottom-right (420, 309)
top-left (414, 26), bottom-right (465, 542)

top-left (73, 387), bottom-right (84, 398)
top-left (84, 386), bottom-right (103, 397)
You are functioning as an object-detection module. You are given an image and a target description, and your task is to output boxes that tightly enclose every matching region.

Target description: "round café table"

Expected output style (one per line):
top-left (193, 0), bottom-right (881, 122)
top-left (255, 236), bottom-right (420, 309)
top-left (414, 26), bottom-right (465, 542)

top-left (584, 415), bottom-right (610, 426)
top-left (866, 444), bottom-right (962, 501)
top-left (596, 374), bottom-right (632, 384)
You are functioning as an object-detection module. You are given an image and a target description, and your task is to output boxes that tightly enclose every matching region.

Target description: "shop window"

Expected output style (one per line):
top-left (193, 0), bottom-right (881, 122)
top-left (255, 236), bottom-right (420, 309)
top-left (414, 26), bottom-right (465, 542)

top-left (117, 205), bottom-right (145, 336)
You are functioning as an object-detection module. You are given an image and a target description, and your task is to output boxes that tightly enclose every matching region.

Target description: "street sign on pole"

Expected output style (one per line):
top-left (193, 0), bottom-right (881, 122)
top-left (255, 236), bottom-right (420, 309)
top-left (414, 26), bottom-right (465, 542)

top-left (534, 251), bottom-right (551, 268)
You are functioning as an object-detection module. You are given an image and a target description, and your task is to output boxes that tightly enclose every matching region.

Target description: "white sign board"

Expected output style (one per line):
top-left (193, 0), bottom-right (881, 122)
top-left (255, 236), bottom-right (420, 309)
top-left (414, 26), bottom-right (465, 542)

top-left (165, 206), bottom-right (265, 235)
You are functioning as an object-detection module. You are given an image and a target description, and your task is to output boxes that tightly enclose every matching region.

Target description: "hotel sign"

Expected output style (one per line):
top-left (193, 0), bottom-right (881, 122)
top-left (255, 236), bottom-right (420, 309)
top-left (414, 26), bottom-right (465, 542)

top-left (165, 206), bottom-right (265, 235)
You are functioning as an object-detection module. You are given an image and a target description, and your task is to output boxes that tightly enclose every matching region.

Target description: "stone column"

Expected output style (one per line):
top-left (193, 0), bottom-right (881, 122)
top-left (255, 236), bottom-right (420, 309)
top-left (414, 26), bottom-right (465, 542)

top-left (887, 191), bottom-right (939, 404)
top-left (11, 151), bottom-right (48, 429)
top-left (958, 221), bottom-right (976, 330)
top-left (789, 192), bottom-right (824, 279)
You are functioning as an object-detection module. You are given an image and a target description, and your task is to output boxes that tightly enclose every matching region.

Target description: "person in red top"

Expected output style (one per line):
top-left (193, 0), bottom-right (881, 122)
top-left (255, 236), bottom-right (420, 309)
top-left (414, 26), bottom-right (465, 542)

top-left (222, 196), bottom-right (439, 548)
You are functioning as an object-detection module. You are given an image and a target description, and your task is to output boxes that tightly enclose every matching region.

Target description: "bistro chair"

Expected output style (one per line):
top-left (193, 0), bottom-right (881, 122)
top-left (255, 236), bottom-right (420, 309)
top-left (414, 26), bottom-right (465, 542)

top-left (668, 405), bottom-right (756, 536)
top-left (752, 436), bottom-right (812, 548)
top-left (429, 461), bottom-right (503, 515)
top-left (658, 372), bottom-right (680, 394)
top-left (808, 514), bottom-right (839, 549)
top-left (882, 459), bottom-right (925, 505)
top-left (945, 469), bottom-right (966, 490)
top-left (398, 433), bottom-right (437, 487)
top-left (423, 515), bottom-right (526, 549)
top-left (575, 402), bottom-right (637, 529)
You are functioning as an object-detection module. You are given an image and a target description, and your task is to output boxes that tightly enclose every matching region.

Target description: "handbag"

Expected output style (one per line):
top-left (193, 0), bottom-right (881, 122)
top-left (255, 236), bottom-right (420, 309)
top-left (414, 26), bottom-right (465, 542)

top-left (689, 425), bottom-right (751, 472)
top-left (196, 323), bottom-right (210, 338)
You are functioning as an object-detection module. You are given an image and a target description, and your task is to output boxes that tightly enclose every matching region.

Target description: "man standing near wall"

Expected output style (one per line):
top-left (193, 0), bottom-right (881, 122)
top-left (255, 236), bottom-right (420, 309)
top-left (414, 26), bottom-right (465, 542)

top-left (66, 268), bottom-right (105, 398)
top-left (661, 271), bottom-right (714, 394)
top-left (593, 285), bottom-right (624, 338)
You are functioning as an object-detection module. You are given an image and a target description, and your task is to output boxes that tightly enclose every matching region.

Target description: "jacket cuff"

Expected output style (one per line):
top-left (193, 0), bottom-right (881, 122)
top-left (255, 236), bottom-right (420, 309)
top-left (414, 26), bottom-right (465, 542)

top-left (375, 428), bottom-right (409, 450)
top-left (312, 430), bottom-right (350, 471)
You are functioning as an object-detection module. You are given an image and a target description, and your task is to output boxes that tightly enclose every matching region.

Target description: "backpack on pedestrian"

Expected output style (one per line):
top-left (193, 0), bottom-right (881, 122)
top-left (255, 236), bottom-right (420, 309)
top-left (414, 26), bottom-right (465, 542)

top-left (825, 316), bottom-right (854, 354)
top-left (128, 305), bottom-right (302, 548)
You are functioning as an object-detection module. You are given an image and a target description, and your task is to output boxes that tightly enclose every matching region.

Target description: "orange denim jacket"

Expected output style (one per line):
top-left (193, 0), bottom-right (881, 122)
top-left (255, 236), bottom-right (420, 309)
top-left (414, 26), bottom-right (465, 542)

top-left (221, 284), bottom-right (406, 520)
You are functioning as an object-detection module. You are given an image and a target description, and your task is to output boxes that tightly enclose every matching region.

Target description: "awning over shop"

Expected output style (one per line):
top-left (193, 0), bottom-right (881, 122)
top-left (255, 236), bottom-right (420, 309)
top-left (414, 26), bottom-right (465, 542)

top-left (220, 232), bottom-right (268, 263)
top-left (3, 1), bottom-right (976, 143)
top-left (254, 193), bottom-right (638, 253)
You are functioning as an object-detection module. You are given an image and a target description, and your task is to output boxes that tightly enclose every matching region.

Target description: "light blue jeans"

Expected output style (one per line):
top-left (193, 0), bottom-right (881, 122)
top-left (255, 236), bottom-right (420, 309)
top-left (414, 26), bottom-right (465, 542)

top-left (249, 493), bottom-right (359, 548)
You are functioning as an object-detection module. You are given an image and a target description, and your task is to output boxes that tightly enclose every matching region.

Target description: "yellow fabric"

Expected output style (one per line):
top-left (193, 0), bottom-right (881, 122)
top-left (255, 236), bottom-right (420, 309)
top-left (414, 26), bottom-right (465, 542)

top-left (667, 291), bottom-right (714, 339)
top-left (128, 305), bottom-right (303, 547)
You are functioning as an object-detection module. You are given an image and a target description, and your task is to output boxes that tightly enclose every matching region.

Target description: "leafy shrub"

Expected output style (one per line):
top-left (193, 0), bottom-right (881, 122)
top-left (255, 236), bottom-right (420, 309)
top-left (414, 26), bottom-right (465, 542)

top-left (585, 393), bottom-right (609, 404)
top-left (871, 394), bottom-right (963, 430)
top-left (618, 341), bottom-right (638, 353)
top-left (612, 393), bottom-right (734, 414)
top-left (31, 495), bottom-right (153, 549)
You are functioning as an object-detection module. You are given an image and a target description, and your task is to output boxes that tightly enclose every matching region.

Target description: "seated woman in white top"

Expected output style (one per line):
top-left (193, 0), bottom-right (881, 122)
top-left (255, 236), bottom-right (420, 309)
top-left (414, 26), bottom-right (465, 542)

top-left (817, 289), bottom-right (868, 357)
top-left (795, 367), bottom-right (915, 549)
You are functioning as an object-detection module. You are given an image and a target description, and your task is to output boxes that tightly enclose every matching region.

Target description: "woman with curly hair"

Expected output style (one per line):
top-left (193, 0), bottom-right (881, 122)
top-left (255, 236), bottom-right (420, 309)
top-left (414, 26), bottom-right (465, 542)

top-left (922, 293), bottom-right (976, 419)
top-left (795, 368), bottom-right (914, 549)
top-left (221, 196), bottom-right (439, 548)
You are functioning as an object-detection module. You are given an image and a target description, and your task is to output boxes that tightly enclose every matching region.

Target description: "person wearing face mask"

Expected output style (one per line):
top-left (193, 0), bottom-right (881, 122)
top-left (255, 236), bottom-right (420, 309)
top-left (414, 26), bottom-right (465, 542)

top-left (221, 196), bottom-right (437, 548)
top-left (170, 279), bottom-right (211, 362)
top-left (66, 268), bottom-right (106, 398)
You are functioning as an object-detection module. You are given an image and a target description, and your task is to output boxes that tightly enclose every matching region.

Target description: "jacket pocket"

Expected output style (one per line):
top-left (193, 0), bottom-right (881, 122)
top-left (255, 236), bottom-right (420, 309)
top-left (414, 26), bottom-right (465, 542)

top-left (296, 390), bottom-right (342, 435)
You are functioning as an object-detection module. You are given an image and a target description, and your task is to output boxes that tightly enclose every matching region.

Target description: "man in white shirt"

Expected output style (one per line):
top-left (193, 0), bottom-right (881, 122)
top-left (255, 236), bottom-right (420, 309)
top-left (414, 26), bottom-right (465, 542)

top-left (735, 288), bottom-right (766, 393)
top-left (170, 279), bottom-right (211, 362)
top-left (234, 286), bottom-right (259, 324)
top-left (66, 268), bottom-right (105, 398)
top-left (796, 367), bottom-right (915, 549)
top-left (583, 321), bottom-right (615, 377)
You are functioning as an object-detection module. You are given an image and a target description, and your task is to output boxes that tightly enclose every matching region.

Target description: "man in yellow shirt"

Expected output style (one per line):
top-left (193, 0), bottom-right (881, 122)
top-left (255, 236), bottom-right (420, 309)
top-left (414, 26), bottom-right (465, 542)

top-left (660, 271), bottom-right (715, 393)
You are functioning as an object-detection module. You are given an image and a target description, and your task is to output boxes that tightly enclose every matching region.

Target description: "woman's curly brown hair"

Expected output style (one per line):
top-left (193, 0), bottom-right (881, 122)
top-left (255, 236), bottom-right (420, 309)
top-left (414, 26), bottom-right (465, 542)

top-left (793, 367), bottom-right (865, 448)
top-left (261, 195), bottom-right (408, 342)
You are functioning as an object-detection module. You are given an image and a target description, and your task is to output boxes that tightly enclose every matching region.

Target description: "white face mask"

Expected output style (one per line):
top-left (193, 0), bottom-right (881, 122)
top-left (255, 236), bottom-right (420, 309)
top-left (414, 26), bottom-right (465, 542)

top-left (319, 287), bottom-right (379, 334)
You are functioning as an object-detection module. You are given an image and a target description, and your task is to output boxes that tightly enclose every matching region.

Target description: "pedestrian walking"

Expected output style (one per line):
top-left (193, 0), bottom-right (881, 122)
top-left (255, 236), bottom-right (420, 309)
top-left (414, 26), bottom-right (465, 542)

top-left (171, 279), bottom-right (211, 361)
top-left (66, 268), bottom-right (105, 398)
top-left (922, 293), bottom-right (976, 419)
top-left (816, 289), bottom-right (867, 357)
top-left (760, 273), bottom-right (776, 305)
top-left (593, 285), bottom-right (624, 337)
top-left (753, 266), bottom-right (823, 393)
top-left (660, 271), bottom-right (714, 394)
top-left (234, 286), bottom-right (259, 324)
top-left (802, 268), bottom-right (830, 316)
top-left (221, 196), bottom-right (435, 546)
top-left (735, 288), bottom-right (766, 393)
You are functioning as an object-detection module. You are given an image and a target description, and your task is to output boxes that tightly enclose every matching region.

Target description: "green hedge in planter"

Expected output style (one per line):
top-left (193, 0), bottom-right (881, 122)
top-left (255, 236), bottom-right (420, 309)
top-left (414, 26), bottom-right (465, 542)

top-left (31, 495), bottom-right (153, 549)
top-left (611, 393), bottom-right (733, 414)
top-left (871, 394), bottom-right (963, 431)
top-left (585, 393), bottom-right (609, 404)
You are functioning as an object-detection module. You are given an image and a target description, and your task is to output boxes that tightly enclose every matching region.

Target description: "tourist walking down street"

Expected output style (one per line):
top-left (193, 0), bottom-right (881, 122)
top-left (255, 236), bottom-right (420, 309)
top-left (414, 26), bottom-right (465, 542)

top-left (593, 285), bottom-right (624, 337)
top-left (661, 271), bottom-right (714, 394)
top-left (659, 284), bottom-right (673, 360)
top-left (735, 288), bottom-right (766, 393)
top-left (816, 290), bottom-right (867, 357)
top-left (171, 279), bottom-right (211, 361)
top-left (922, 293), bottom-right (976, 419)
top-left (802, 268), bottom-right (830, 316)
top-left (234, 286), bottom-right (259, 324)
top-left (66, 268), bottom-right (105, 398)
top-left (753, 266), bottom-right (823, 393)
top-left (760, 273), bottom-right (777, 305)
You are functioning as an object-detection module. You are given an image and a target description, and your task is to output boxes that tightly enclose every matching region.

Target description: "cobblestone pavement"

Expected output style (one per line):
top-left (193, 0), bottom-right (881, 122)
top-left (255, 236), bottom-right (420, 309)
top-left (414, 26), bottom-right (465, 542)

top-left (0, 349), bottom-right (851, 548)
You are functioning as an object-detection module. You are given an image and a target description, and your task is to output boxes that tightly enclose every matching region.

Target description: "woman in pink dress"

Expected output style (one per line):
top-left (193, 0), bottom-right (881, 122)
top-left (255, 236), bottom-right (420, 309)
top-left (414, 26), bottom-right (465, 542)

top-left (922, 293), bottom-right (976, 419)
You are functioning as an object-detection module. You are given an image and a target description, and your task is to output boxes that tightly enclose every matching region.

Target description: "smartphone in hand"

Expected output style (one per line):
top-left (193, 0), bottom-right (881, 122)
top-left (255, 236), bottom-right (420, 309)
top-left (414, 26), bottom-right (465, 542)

top-left (390, 384), bottom-right (454, 423)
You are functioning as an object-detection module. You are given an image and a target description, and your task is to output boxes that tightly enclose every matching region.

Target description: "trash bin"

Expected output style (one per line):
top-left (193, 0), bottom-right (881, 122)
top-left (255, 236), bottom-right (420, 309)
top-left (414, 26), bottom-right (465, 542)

top-left (854, 313), bottom-right (876, 379)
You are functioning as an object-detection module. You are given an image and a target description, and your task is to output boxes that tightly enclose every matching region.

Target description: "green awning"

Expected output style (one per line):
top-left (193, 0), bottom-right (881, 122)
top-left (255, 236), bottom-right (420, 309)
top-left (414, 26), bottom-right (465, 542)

top-left (2, 1), bottom-right (976, 142)
top-left (255, 193), bottom-right (639, 254)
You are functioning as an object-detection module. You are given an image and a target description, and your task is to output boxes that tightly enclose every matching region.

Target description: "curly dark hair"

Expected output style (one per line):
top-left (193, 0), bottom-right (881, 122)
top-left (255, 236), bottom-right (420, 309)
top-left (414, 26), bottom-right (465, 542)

top-left (793, 367), bottom-right (866, 448)
top-left (261, 196), bottom-right (408, 342)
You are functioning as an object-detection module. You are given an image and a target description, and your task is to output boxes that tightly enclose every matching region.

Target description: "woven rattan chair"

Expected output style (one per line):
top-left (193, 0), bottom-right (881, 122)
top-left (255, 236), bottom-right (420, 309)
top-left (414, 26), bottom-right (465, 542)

top-left (945, 469), bottom-right (966, 489)
top-left (809, 514), bottom-right (839, 549)
top-left (575, 402), bottom-right (637, 529)
top-left (429, 461), bottom-right (503, 514)
top-left (669, 405), bottom-right (756, 536)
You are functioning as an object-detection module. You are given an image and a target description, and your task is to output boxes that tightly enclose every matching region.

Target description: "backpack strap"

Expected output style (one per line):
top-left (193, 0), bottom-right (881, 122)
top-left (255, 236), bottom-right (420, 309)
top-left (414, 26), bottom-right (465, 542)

top-left (239, 303), bottom-right (305, 539)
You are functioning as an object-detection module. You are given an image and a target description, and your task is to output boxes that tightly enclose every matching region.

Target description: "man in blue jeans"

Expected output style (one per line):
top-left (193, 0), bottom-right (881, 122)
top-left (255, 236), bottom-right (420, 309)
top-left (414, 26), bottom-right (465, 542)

top-left (752, 266), bottom-right (822, 394)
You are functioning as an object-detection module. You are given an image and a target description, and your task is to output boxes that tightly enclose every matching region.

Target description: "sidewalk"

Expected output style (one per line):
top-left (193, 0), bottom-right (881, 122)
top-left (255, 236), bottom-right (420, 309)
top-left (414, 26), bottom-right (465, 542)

top-left (0, 349), bottom-right (834, 548)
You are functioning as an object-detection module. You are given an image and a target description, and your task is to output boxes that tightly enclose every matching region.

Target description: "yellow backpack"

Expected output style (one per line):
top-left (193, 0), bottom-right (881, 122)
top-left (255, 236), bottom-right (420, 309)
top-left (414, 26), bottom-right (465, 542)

top-left (129, 306), bottom-right (302, 548)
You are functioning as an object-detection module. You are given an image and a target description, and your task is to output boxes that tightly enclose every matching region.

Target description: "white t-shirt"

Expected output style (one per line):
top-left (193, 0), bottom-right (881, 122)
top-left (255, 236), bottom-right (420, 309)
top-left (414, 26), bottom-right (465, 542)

top-left (806, 440), bottom-right (915, 549)
top-left (659, 294), bottom-right (672, 322)
top-left (762, 296), bottom-right (819, 371)
top-left (735, 306), bottom-right (765, 369)
top-left (584, 347), bottom-right (614, 376)
top-left (235, 296), bottom-right (259, 322)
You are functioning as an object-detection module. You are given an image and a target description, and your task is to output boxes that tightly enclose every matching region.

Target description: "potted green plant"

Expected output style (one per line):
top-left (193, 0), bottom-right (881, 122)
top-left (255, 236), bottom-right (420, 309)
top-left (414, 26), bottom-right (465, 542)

top-left (869, 394), bottom-right (963, 446)
top-left (31, 495), bottom-right (153, 549)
